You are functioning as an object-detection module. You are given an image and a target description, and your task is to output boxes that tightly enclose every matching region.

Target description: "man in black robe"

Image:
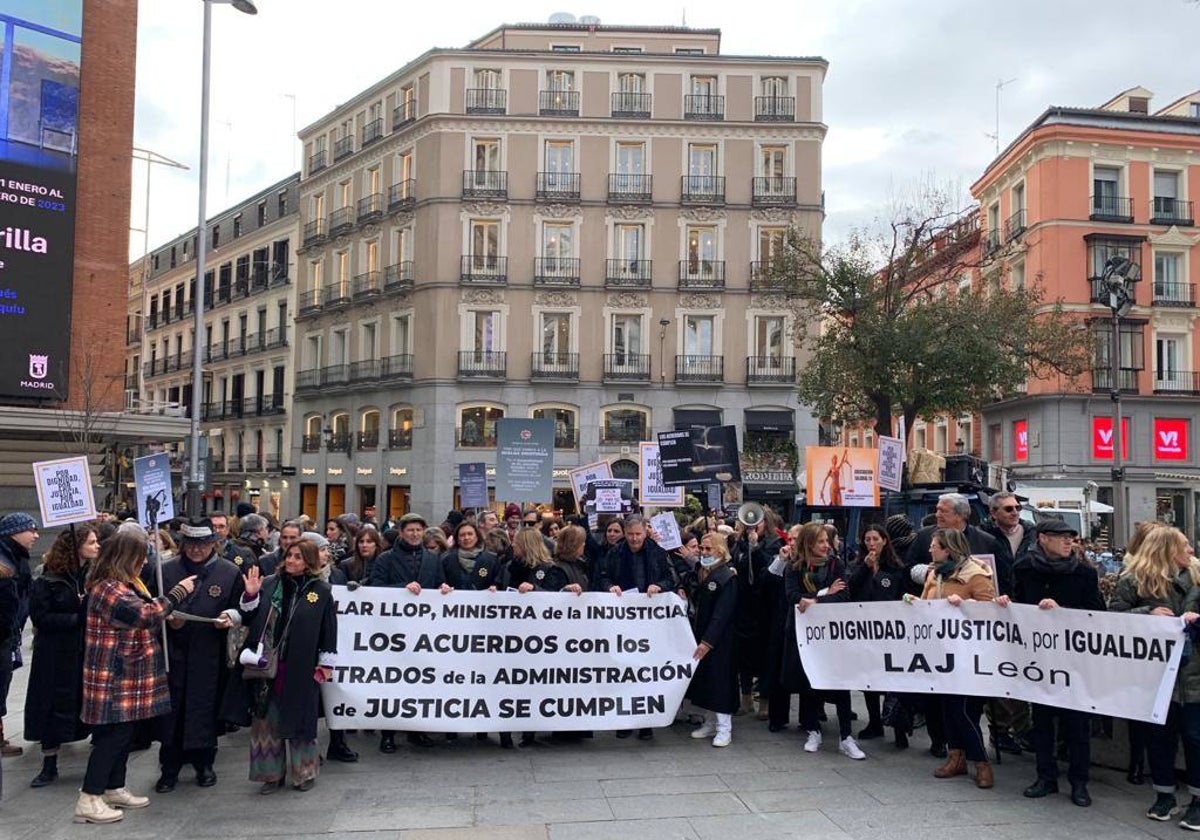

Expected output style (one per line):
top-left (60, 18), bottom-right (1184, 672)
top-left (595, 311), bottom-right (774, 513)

top-left (155, 518), bottom-right (249, 792)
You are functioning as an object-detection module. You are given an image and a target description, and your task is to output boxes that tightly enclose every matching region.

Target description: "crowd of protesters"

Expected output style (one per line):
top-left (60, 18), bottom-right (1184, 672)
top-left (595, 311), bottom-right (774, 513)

top-left (1, 494), bottom-right (1199, 829)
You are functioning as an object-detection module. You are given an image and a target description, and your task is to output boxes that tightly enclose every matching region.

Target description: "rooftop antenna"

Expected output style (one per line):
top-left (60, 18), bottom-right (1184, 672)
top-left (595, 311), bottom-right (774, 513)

top-left (985, 77), bottom-right (1018, 156)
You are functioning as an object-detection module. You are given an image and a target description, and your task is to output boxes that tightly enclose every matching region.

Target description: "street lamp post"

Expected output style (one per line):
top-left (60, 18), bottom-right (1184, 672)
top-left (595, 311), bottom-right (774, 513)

top-left (187, 0), bottom-right (258, 517)
top-left (1102, 255), bottom-right (1138, 550)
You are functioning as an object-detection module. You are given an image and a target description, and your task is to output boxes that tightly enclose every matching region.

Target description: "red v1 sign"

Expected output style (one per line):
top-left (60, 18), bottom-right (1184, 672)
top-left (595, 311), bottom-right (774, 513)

top-left (1013, 420), bottom-right (1028, 462)
top-left (1091, 417), bottom-right (1129, 460)
top-left (1154, 418), bottom-right (1189, 461)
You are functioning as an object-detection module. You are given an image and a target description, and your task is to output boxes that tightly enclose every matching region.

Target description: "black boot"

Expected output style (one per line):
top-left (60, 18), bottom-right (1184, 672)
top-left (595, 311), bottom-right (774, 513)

top-left (1126, 760), bottom-right (1145, 785)
top-left (30, 754), bottom-right (58, 788)
top-left (154, 770), bottom-right (179, 793)
top-left (379, 732), bottom-right (397, 754)
top-left (857, 721), bottom-right (885, 740)
top-left (327, 731), bottom-right (359, 763)
top-left (407, 732), bottom-right (435, 748)
top-left (500, 733), bottom-right (514, 749)
top-left (894, 729), bottom-right (909, 750)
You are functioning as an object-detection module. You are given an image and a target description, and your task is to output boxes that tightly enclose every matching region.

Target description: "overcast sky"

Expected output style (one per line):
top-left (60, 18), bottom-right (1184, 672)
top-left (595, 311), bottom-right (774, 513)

top-left (129, 0), bottom-right (1200, 258)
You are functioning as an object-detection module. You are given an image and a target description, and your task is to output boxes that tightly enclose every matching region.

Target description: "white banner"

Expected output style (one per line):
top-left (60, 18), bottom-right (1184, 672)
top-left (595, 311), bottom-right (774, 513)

top-left (796, 600), bottom-right (1184, 723)
top-left (324, 588), bottom-right (697, 732)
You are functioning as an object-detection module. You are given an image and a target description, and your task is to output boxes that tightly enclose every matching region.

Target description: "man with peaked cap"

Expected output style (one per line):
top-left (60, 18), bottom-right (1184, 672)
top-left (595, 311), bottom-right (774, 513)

top-left (155, 517), bottom-right (257, 793)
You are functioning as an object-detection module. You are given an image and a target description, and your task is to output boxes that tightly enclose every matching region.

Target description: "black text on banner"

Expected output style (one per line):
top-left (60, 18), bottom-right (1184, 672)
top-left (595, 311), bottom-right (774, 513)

top-left (795, 599), bottom-right (1183, 723)
top-left (324, 589), bottom-right (697, 732)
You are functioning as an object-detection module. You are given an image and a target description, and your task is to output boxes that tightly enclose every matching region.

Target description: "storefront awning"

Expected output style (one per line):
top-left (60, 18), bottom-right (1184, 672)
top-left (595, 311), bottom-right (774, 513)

top-left (673, 408), bottom-right (722, 431)
top-left (744, 409), bottom-right (795, 432)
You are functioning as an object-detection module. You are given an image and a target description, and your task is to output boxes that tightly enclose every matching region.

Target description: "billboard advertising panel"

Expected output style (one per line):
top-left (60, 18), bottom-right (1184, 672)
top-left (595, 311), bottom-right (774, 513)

top-left (0, 1), bottom-right (83, 399)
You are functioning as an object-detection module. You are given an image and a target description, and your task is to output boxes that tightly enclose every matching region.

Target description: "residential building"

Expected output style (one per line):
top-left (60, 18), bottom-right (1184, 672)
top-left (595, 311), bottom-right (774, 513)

top-left (293, 20), bottom-right (826, 521)
top-left (974, 86), bottom-right (1200, 543)
top-left (135, 174), bottom-right (301, 519)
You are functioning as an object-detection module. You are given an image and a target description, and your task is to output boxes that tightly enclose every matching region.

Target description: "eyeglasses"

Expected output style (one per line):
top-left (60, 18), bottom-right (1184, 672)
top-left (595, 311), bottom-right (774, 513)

top-left (999, 506), bottom-right (1019, 512)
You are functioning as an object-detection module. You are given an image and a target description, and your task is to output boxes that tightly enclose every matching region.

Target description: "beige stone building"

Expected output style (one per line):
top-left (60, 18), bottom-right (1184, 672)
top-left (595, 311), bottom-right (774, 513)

top-left (135, 175), bottom-right (301, 519)
top-left (293, 21), bottom-right (826, 521)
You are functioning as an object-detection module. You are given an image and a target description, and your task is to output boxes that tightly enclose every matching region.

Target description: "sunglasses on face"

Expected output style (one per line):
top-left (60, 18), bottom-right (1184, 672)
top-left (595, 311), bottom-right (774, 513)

top-left (999, 505), bottom-right (1019, 512)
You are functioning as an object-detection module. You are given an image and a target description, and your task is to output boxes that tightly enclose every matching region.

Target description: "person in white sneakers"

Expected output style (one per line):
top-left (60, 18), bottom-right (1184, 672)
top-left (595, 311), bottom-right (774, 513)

top-left (686, 531), bottom-right (739, 748)
top-left (76, 532), bottom-right (197, 823)
top-left (785, 522), bottom-right (866, 761)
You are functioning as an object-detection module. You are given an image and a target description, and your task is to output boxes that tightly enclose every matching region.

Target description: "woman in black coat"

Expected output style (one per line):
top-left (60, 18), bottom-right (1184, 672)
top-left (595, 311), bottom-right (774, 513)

top-left (238, 538), bottom-right (336, 793)
top-left (25, 524), bottom-right (99, 787)
top-left (441, 522), bottom-right (504, 591)
top-left (848, 524), bottom-right (909, 748)
top-left (686, 531), bottom-right (739, 747)
top-left (779, 521), bottom-right (865, 760)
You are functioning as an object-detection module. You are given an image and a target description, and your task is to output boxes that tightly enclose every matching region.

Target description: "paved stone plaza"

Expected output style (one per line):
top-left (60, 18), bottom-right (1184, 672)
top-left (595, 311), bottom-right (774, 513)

top-left (0, 637), bottom-right (1185, 840)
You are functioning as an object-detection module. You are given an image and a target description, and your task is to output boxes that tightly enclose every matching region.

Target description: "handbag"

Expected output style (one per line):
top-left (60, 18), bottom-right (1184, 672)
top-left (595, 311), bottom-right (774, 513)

top-left (241, 605), bottom-right (279, 681)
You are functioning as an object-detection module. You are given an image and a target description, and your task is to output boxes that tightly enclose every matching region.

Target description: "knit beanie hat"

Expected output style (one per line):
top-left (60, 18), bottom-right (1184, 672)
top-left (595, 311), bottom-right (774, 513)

top-left (885, 514), bottom-right (916, 550)
top-left (300, 531), bottom-right (330, 550)
top-left (503, 503), bottom-right (521, 520)
top-left (0, 512), bottom-right (39, 537)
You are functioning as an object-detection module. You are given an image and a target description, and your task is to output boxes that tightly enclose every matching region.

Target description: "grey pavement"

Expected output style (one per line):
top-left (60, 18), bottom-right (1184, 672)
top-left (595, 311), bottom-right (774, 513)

top-left (0, 630), bottom-right (1184, 840)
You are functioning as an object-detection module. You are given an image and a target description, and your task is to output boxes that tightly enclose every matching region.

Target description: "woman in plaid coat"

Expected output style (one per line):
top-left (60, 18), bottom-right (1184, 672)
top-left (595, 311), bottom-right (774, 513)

top-left (74, 533), bottom-right (196, 825)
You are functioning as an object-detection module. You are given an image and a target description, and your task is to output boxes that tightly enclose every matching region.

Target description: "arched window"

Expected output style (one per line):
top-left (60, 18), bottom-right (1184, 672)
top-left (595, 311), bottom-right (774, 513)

top-left (390, 407), bottom-right (413, 449)
top-left (303, 415), bottom-right (322, 452)
top-left (459, 404), bottom-right (504, 447)
top-left (600, 406), bottom-right (649, 444)
top-left (330, 412), bottom-right (350, 451)
top-left (359, 410), bottom-right (380, 450)
top-left (532, 405), bottom-right (577, 449)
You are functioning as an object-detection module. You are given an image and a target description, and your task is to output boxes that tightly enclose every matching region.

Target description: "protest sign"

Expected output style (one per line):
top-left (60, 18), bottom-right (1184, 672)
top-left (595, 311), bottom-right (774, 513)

top-left (133, 453), bottom-right (175, 528)
top-left (796, 599), bottom-right (1183, 723)
top-left (324, 589), bottom-right (696, 732)
top-left (877, 436), bottom-right (904, 492)
top-left (458, 462), bottom-right (489, 509)
top-left (496, 418), bottom-right (554, 503)
top-left (32, 455), bottom-right (96, 527)
top-left (639, 442), bottom-right (685, 507)
top-left (657, 427), bottom-right (740, 485)
top-left (568, 460), bottom-right (612, 510)
top-left (649, 512), bottom-right (683, 550)
top-left (805, 446), bottom-right (879, 506)
top-left (586, 479), bottom-right (635, 513)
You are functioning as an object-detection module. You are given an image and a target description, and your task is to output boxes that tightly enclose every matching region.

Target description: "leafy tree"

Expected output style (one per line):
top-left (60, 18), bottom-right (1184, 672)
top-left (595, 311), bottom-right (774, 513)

top-left (773, 203), bottom-right (1090, 439)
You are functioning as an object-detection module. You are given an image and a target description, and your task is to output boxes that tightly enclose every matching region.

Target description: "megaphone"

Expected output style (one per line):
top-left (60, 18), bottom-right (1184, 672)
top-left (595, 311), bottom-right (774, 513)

top-left (737, 502), bottom-right (765, 528)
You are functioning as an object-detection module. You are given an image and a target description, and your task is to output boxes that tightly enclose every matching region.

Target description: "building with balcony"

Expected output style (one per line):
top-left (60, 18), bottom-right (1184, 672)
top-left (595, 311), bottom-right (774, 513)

top-left (133, 174), bottom-right (301, 518)
top-left (291, 20), bottom-right (825, 522)
top-left (971, 86), bottom-right (1200, 542)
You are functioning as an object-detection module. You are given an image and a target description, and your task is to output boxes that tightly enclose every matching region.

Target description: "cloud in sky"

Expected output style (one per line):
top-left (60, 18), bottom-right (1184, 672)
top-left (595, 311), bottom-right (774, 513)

top-left (129, 0), bottom-right (1200, 257)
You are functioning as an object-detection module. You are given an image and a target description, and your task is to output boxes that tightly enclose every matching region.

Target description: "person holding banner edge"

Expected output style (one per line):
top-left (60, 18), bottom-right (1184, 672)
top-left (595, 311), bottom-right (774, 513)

top-left (993, 518), bottom-right (1105, 808)
top-left (599, 514), bottom-right (674, 741)
top-left (783, 521), bottom-right (865, 760)
top-left (911, 528), bottom-right (997, 788)
top-left (1109, 524), bottom-right (1200, 828)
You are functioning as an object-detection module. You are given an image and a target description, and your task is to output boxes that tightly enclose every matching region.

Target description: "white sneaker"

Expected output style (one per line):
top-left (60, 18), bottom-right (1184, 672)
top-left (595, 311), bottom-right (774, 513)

top-left (712, 730), bottom-right (732, 748)
top-left (690, 719), bottom-right (716, 739)
top-left (803, 730), bottom-right (823, 753)
top-left (839, 736), bottom-right (866, 760)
